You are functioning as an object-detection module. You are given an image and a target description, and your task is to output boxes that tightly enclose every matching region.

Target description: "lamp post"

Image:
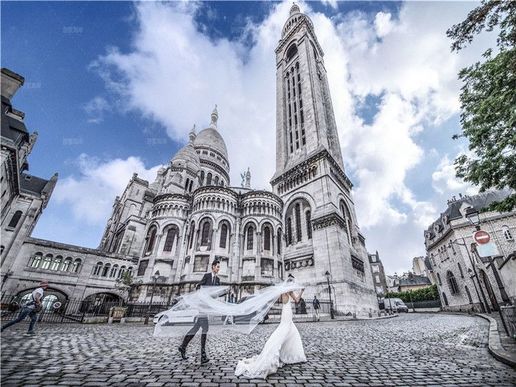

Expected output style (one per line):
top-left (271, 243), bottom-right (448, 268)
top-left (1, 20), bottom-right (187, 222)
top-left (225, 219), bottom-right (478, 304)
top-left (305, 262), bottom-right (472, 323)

top-left (325, 271), bottom-right (335, 319)
top-left (144, 270), bottom-right (160, 325)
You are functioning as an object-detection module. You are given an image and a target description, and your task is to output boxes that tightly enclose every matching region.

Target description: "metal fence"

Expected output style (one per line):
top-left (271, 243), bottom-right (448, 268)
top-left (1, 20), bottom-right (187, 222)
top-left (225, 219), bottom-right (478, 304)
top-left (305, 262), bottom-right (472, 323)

top-left (500, 305), bottom-right (515, 339)
top-left (0, 293), bottom-right (340, 324)
top-left (0, 294), bottom-right (177, 324)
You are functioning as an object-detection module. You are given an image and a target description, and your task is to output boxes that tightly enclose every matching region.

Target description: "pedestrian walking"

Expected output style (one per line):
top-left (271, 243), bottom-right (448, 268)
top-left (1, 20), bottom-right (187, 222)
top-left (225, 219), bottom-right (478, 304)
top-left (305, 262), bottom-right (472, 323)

top-left (1, 280), bottom-right (48, 334)
top-left (312, 295), bottom-right (320, 321)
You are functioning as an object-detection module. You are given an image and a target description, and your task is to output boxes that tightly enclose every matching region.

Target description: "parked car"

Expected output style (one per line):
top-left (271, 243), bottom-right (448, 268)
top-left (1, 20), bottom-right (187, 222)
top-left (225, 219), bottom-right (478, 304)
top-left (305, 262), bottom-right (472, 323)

top-left (382, 298), bottom-right (409, 313)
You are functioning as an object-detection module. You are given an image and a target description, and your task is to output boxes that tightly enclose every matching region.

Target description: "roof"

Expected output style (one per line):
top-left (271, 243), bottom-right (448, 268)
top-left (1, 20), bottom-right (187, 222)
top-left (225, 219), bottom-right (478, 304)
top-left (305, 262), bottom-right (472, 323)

top-left (171, 142), bottom-right (200, 170)
top-left (20, 173), bottom-right (50, 195)
top-left (194, 127), bottom-right (228, 161)
top-left (426, 190), bottom-right (513, 234)
top-left (399, 276), bottom-right (431, 287)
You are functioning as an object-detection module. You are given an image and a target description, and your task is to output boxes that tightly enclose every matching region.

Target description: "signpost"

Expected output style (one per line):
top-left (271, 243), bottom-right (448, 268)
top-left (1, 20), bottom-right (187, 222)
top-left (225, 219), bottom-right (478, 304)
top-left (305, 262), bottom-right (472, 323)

top-left (473, 230), bottom-right (490, 244)
top-left (473, 230), bottom-right (499, 258)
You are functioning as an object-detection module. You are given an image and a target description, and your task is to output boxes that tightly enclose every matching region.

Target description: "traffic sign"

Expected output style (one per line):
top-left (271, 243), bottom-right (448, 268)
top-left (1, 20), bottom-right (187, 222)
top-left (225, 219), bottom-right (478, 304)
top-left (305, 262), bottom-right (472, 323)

top-left (473, 230), bottom-right (490, 245)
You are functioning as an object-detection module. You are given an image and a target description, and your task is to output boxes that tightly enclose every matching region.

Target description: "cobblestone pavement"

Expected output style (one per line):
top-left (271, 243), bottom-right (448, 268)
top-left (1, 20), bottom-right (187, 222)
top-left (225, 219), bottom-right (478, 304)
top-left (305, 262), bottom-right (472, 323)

top-left (1, 313), bottom-right (515, 386)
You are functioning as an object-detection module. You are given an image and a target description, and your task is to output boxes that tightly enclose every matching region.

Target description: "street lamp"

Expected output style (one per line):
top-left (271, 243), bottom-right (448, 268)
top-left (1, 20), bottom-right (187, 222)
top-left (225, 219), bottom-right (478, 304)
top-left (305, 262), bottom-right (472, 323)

top-left (465, 207), bottom-right (481, 229)
top-left (325, 271), bottom-right (335, 319)
top-left (144, 270), bottom-right (160, 325)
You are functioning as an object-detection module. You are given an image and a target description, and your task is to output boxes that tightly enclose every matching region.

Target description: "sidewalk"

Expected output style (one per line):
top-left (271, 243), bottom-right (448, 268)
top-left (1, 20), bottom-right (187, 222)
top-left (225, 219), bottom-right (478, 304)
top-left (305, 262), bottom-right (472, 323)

top-left (477, 312), bottom-right (516, 368)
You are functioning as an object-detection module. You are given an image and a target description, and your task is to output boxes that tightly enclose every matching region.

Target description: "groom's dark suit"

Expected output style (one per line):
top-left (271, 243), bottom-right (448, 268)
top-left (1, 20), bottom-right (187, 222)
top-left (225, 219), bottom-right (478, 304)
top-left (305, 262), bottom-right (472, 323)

top-left (180, 272), bottom-right (220, 359)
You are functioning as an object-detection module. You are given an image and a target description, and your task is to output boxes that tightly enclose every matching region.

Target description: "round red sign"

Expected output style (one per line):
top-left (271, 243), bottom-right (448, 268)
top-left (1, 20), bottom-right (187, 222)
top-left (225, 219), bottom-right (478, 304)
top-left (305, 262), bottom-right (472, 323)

top-left (474, 230), bottom-right (490, 245)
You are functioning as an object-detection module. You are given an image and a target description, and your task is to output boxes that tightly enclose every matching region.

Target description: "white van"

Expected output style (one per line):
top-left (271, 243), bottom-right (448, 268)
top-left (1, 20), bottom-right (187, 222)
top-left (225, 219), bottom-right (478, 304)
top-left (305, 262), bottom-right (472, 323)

top-left (383, 298), bottom-right (409, 313)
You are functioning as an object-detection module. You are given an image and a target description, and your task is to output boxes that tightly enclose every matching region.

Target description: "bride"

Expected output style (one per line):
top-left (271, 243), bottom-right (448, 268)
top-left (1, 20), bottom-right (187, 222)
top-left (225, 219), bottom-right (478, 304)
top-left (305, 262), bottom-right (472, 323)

top-left (235, 285), bottom-right (307, 379)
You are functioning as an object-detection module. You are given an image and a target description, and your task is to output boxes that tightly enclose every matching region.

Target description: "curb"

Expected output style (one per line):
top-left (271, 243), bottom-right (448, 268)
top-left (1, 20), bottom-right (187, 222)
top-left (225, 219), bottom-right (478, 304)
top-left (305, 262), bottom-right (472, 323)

top-left (476, 313), bottom-right (516, 369)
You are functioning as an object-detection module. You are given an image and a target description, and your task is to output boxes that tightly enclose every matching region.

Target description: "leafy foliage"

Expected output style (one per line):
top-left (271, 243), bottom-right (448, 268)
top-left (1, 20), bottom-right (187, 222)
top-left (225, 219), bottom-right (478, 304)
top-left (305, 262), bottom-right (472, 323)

top-left (385, 284), bottom-right (439, 303)
top-left (447, 1), bottom-right (516, 211)
top-left (115, 271), bottom-right (140, 294)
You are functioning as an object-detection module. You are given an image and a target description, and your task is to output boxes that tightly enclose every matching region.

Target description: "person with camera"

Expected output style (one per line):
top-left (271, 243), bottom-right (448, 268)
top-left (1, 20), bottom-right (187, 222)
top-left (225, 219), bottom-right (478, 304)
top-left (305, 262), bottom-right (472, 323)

top-left (1, 280), bottom-right (48, 335)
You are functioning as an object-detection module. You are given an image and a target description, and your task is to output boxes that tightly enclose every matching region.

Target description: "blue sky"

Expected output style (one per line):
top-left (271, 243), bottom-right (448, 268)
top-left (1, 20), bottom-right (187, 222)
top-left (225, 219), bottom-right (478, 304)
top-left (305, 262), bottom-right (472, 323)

top-left (2, 1), bottom-right (491, 274)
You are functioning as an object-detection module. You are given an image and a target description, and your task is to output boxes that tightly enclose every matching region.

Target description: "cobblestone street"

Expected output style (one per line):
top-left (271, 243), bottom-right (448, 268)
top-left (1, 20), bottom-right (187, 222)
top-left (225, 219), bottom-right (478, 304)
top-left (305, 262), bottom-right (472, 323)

top-left (1, 313), bottom-right (515, 386)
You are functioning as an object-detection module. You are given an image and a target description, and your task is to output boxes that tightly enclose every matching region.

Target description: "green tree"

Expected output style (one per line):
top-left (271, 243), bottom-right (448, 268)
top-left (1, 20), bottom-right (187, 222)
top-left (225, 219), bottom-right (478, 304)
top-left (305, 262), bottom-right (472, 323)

top-left (448, 1), bottom-right (516, 212)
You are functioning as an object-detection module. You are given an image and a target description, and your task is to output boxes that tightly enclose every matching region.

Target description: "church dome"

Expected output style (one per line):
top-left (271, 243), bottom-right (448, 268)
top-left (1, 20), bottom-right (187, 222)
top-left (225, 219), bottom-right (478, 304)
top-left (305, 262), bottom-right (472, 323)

top-left (171, 142), bottom-right (200, 170)
top-left (194, 128), bottom-right (228, 160)
top-left (193, 105), bottom-right (229, 162)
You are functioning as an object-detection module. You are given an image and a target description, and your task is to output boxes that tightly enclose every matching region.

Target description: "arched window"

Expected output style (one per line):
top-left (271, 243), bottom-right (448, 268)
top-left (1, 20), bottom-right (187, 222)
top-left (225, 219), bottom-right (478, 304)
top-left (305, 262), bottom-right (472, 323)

top-left (93, 262), bottom-right (103, 276)
top-left (144, 226), bottom-right (157, 255)
top-left (185, 178), bottom-right (190, 191)
top-left (219, 223), bottom-right (228, 249)
top-left (50, 256), bottom-right (62, 271)
top-left (277, 229), bottom-right (282, 255)
top-left (7, 211), bottom-right (22, 228)
top-left (340, 201), bottom-right (352, 243)
top-left (188, 221), bottom-right (195, 249)
top-left (41, 254), bottom-right (52, 270)
top-left (61, 257), bottom-right (72, 272)
top-left (189, 179), bottom-right (193, 192)
top-left (72, 258), bottom-right (82, 273)
top-left (502, 226), bottom-right (513, 241)
top-left (30, 253), bottom-right (43, 268)
top-left (442, 292), bottom-right (449, 306)
top-left (286, 44), bottom-right (298, 61)
top-left (446, 271), bottom-right (460, 294)
top-left (102, 263), bottom-right (111, 277)
top-left (207, 173), bottom-right (212, 185)
top-left (110, 264), bottom-right (119, 278)
top-left (457, 262), bottom-right (464, 279)
top-left (200, 171), bottom-right (205, 185)
top-left (306, 210), bottom-right (312, 239)
top-left (201, 221), bottom-right (211, 246)
top-left (119, 266), bottom-right (126, 279)
top-left (263, 225), bottom-right (271, 251)
top-left (163, 227), bottom-right (178, 252)
top-left (246, 225), bottom-right (254, 250)
top-left (287, 217), bottom-right (293, 246)
top-left (465, 286), bottom-right (473, 304)
top-left (437, 272), bottom-right (442, 286)
top-left (127, 267), bottom-right (133, 276)
top-left (295, 203), bottom-right (302, 242)
top-left (214, 176), bottom-right (219, 186)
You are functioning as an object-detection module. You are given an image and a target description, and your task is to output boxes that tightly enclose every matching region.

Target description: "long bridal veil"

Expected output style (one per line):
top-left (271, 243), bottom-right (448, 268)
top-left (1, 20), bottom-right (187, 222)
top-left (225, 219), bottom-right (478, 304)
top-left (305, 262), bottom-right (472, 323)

top-left (153, 282), bottom-right (304, 337)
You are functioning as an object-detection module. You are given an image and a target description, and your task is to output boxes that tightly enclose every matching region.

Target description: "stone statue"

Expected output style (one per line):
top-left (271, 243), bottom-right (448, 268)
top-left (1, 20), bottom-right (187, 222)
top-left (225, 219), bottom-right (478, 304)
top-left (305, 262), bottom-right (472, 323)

top-left (240, 167), bottom-right (251, 188)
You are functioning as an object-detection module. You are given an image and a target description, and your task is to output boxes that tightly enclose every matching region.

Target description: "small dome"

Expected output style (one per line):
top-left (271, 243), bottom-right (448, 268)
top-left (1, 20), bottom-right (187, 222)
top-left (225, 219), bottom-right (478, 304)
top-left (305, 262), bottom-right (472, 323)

top-left (171, 143), bottom-right (200, 170)
top-left (194, 127), bottom-right (229, 161)
top-left (290, 3), bottom-right (300, 15)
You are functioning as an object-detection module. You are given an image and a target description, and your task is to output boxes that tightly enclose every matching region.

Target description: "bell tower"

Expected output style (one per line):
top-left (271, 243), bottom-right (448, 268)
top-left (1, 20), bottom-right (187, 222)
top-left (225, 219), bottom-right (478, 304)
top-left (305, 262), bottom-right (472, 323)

top-left (271, 4), bottom-right (378, 316)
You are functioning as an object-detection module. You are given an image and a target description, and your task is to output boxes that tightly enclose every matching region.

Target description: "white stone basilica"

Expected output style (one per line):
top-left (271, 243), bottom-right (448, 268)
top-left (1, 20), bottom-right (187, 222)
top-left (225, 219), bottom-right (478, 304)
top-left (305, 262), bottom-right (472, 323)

top-left (1, 5), bottom-right (378, 316)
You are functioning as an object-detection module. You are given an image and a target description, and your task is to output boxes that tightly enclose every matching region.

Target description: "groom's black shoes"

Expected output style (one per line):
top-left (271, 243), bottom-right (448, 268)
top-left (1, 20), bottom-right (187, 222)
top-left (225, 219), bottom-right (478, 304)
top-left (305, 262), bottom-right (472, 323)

top-left (178, 346), bottom-right (188, 360)
top-left (200, 353), bottom-right (210, 364)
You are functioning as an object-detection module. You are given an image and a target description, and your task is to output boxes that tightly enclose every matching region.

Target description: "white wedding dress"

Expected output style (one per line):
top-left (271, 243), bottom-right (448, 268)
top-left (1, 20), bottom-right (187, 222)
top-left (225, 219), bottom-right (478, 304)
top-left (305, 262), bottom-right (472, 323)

top-left (235, 299), bottom-right (307, 379)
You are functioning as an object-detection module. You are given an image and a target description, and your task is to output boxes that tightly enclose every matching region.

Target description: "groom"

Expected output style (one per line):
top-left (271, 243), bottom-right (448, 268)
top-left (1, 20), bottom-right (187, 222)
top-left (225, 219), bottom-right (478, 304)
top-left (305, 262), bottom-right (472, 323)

top-left (178, 259), bottom-right (221, 364)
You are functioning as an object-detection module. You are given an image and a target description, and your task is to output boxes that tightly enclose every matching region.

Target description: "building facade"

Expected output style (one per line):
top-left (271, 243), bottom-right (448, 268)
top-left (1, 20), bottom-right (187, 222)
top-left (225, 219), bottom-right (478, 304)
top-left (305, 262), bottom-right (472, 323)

top-left (1, 5), bottom-right (378, 316)
top-left (368, 252), bottom-right (387, 296)
top-left (424, 191), bottom-right (516, 312)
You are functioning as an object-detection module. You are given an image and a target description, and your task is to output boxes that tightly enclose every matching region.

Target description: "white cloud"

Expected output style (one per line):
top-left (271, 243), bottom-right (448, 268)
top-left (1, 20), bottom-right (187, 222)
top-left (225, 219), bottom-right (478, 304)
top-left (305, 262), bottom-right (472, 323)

top-left (374, 12), bottom-right (393, 38)
top-left (85, 1), bottom-right (492, 274)
top-left (53, 154), bottom-right (161, 225)
top-left (432, 154), bottom-right (478, 196)
top-left (84, 96), bottom-right (110, 124)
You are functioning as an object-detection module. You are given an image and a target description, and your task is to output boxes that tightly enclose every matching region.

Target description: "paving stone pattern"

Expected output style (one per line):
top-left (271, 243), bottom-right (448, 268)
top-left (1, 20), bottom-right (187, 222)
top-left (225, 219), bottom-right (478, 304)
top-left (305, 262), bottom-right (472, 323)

top-left (1, 314), bottom-right (515, 386)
